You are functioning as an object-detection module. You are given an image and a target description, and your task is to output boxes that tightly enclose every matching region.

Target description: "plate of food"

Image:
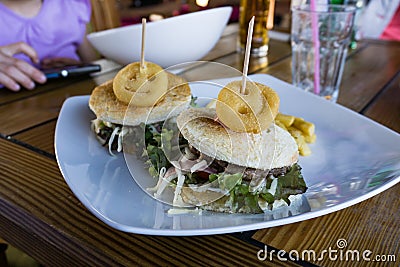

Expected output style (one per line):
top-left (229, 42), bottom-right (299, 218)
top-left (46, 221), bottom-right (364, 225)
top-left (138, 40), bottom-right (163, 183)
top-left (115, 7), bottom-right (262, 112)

top-left (55, 62), bottom-right (400, 236)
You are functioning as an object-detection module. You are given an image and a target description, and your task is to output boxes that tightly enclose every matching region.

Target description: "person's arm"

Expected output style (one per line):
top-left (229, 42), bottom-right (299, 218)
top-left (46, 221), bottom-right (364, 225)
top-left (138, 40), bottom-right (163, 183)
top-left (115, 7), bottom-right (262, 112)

top-left (77, 28), bottom-right (100, 63)
top-left (0, 42), bottom-right (46, 92)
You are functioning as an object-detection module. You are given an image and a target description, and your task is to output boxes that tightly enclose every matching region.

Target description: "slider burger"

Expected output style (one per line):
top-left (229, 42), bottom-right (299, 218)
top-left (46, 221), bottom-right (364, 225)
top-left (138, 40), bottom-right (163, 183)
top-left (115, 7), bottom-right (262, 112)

top-left (89, 61), bottom-right (191, 154)
top-left (151, 80), bottom-right (307, 213)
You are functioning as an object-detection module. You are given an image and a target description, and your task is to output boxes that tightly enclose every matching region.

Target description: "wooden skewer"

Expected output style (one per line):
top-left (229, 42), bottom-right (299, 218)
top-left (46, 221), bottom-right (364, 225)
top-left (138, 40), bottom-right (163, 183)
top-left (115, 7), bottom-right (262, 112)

top-left (267, 0), bottom-right (275, 30)
top-left (241, 16), bottom-right (255, 95)
top-left (140, 18), bottom-right (146, 70)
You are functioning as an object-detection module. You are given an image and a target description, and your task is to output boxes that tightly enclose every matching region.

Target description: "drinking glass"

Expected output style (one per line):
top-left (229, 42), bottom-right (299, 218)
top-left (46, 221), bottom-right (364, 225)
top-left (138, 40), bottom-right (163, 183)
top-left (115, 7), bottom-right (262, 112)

top-left (291, 4), bottom-right (356, 102)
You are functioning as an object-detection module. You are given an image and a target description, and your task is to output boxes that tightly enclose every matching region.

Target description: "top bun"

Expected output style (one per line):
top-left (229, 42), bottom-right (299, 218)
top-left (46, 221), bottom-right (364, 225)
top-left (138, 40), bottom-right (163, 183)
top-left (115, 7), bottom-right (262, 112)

top-left (89, 71), bottom-right (191, 126)
top-left (177, 107), bottom-right (299, 170)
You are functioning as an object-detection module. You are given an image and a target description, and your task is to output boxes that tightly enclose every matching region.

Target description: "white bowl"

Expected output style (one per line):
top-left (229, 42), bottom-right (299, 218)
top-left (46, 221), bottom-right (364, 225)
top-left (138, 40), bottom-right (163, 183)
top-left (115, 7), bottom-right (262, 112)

top-left (87, 7), bottom-right (232, 68)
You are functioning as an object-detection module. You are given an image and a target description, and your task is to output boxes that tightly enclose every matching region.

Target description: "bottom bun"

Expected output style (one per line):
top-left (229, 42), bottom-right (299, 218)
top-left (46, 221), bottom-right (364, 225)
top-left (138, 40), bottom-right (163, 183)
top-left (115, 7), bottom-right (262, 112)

top-left (181, 187), bottom-right (233, 213)
top-left (180, 162), bottom-right (308, 214)
top-left (181, 185), bottom-right (307, 215)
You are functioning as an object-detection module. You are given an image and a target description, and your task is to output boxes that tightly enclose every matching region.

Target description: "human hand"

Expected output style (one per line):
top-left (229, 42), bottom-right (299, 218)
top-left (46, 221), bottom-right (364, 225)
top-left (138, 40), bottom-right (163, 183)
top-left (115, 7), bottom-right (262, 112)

top-left (0, 42), bottom-right (47, 92)
top-left (41, 57), bottom-right (81, 69)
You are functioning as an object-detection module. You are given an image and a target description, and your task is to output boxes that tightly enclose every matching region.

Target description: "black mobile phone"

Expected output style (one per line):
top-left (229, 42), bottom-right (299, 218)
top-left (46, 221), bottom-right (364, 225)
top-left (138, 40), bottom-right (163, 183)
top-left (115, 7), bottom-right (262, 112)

top-left (42, 63), bottom-right (101, 79)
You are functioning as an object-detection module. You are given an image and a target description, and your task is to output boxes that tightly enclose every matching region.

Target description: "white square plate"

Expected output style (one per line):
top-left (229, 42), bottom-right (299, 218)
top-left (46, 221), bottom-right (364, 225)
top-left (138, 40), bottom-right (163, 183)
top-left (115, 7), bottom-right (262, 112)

top-left (55, 74), bottom-right (400, 236)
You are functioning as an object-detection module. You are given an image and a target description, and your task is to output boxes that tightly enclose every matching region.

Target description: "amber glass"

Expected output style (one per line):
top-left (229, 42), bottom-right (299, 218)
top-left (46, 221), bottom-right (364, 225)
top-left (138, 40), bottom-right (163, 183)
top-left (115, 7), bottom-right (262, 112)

top-left (238, 0), bottom-right (270, 56)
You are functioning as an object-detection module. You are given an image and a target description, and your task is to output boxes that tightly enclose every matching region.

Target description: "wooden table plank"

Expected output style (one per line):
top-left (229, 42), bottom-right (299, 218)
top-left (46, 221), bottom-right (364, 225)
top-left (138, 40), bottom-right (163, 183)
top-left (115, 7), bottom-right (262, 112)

top-left (214, 38), bottom-right (292, 72)
top-left (260, 56), bottom-right (291, 82)
top-left (339, 41), bottom-right (400, 112)
top-left (0, 79), bottom-right (97, 136)
top-left (252, 183), bottom-right (400, 267)
top-left (201, 26), bottom-right (238, 61)
top-left (362, 72), bottom-right (400, 133)
top-left (180, 39), bottom-right (291, 83)
top-left (11, 120), bottom-right (57, 155)
top-left (202, 23), bottom-right (292, 64)
top-left (0, 138), bottom-right (305, 266)
top-left (0, 77), bottom-right (84, 106)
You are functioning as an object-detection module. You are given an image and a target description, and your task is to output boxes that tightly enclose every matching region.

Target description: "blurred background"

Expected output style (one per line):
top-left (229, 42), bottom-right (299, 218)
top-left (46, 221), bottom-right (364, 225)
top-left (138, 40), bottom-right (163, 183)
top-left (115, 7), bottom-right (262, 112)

top-left (90, 0), bottom-right (292, 32)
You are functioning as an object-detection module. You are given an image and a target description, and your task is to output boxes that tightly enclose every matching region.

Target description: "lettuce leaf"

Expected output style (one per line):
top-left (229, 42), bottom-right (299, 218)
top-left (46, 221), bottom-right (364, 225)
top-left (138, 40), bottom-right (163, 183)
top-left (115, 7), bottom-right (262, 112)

top-left (211, 164), bottom-right (307, 213)
top-left (143, 121), bottom-right (180, 177)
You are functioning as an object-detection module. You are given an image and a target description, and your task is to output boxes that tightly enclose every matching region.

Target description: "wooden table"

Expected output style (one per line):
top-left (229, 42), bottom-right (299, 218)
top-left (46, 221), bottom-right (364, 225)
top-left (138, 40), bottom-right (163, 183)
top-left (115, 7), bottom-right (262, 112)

top-left (0, 24), bottom-right (399, 266)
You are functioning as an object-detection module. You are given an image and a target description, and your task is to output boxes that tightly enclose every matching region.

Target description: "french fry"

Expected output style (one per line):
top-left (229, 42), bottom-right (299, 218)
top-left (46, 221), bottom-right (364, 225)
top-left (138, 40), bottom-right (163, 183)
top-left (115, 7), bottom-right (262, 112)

top-left (293, 117), bottom-right (315, 138)
top-left (275, 112), bottom-right (316, 156)
top-left (299, 141), bottom-right (311, 156)
top-left (304, 133), bottom-right (317, 144)
top-left (275, 120), bottom-right (287, 131)
top-left (288, 126), bottom-right (311, 156)
top-left (293, 117), bottom-right (304, 122)
top-left (275, 113), bottom-right (295, 128)
top-left (287, 126), bottom-right (302, 138)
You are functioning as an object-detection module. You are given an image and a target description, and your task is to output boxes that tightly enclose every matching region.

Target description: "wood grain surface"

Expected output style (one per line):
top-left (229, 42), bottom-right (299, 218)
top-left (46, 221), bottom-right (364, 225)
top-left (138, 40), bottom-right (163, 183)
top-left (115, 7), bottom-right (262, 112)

top-left (362, 72), bottom-right (400, 133)
top-left (339, 42), bottom-right (400, 112)
top-left (0, 24), bottom-right (399, 266)
top-left (253, 183), bottom-right (400, 267)
top-left (11, 120), bottom-right (57, 155)
top-left (0, 137), bottom-right (303, 266)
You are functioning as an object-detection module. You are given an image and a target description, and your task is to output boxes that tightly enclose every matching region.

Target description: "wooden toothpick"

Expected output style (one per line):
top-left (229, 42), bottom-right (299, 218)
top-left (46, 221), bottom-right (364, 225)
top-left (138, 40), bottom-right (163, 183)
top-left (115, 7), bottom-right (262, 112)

top-left (140, 18), bottom-right (146, 70)
top-left (241, 16), bottom-right (255, 95)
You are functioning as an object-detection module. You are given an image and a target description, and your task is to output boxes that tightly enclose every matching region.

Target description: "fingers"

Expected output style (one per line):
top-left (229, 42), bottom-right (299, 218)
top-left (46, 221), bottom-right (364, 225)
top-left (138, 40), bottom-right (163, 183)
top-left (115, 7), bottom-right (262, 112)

top-left (2, 42), bottom-right (40, 65)
top-left (41, 57), bottom-right (81, 69)
top-left (0, 72), bottom-right (21, 91)
top-left (0, 58), bottom-right (46, 91)
top-left (0, 42), bottom-right (46, 91)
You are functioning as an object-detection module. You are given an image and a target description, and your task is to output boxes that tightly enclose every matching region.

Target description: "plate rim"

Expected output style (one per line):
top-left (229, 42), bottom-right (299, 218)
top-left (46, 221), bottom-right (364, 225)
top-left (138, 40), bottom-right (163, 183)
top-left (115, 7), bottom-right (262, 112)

top-left (55, 74), bottom-right (400, 236)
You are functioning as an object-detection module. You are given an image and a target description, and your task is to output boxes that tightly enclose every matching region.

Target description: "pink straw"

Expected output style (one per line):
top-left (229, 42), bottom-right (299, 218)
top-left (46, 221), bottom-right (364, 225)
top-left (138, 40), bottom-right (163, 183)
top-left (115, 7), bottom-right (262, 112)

top-left (310, 0), bottom-right (320, 95)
